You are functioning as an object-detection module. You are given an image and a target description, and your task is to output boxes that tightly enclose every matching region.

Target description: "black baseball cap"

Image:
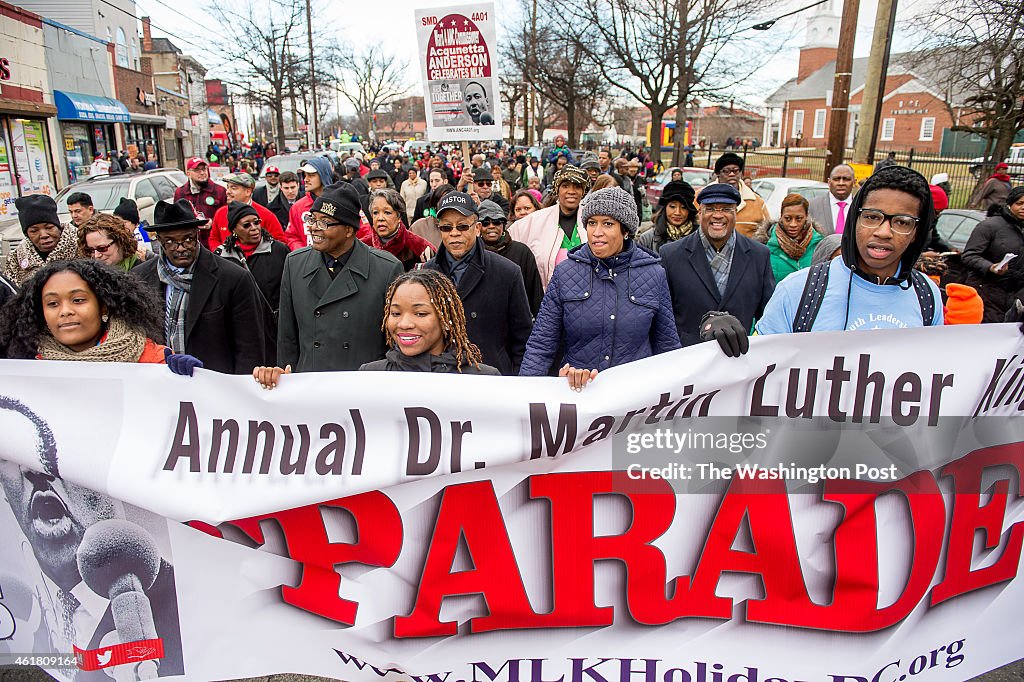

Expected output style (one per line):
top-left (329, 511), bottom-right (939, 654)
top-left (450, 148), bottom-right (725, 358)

top-left (436, 191), bottom-right (478, 217)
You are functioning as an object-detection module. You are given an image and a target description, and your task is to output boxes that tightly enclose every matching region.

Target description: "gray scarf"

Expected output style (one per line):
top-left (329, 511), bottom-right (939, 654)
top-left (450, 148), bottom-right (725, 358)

top-left (157, 256), bottom-right (193, 353)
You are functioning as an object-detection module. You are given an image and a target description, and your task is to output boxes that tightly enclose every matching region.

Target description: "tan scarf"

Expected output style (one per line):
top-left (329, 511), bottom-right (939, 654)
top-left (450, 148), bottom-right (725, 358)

top-left (38, 317), bottom-right (147, 363)
top-left (7, 223), bottom-right (80, 286)
top-left (666, 219), bottom-right (695, 242)
top-left (774, 223), bottom-right (813, 261)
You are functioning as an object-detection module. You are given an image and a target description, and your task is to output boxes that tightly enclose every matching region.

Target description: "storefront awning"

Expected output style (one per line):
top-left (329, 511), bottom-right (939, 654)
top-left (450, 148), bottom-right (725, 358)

top-left (54, 91), bottom-right (130, 123)
top-left (208, 109), bottom-right (222, 126)
top-left (129, 113), bottom-right (169, 125)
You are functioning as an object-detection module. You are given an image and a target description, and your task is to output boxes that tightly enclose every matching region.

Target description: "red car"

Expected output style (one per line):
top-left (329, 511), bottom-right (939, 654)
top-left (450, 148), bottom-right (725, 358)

top-left (645, 167), bottom-right (715, 207)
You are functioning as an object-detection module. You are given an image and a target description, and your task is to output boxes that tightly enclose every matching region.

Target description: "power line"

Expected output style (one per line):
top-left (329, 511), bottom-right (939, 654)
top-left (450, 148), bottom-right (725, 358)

top-left (93, 0), bottom-right (207, 53)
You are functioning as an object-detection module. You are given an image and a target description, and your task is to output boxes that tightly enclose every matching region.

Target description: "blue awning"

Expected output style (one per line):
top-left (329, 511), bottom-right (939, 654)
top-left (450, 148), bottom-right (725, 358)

top-left (208, 109), bottom-right (222, 126)
top-left (54, 91), bottom-right (130, 123)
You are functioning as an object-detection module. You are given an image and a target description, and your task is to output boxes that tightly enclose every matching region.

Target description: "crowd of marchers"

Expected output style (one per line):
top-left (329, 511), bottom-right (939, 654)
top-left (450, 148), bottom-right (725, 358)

top-left (1, 140), bottom-right (1023, 390)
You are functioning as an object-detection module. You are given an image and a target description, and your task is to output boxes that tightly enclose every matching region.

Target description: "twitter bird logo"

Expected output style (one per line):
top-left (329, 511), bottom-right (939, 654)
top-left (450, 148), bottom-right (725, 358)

top-left (96, 650), bottom-right (113, 667)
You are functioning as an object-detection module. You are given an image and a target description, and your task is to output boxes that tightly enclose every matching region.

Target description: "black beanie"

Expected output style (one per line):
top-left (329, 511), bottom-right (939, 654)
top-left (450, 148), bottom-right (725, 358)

top-left (113, 197), bottom-right (139, 224)
top-left (227, 201), bottom-right (259, 232)
top-left (15, 194), bottom-right (60, 235)
top-left (714, 152), bottom-right (744, 175)
top-left (310, 182), bottom-right (362, 228)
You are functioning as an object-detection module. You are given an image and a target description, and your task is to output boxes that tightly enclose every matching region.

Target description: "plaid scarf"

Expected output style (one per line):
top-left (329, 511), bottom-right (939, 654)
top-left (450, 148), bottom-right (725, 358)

top-left (773, 222), bottom-right (813, 261)
top-left (699, 229), bottom-right (736, 299)
top-left (157, 255), bottom-right (193, 353)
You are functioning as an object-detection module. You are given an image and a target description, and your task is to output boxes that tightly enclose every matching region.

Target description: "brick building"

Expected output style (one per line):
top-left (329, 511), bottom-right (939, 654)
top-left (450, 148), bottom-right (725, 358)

top-left (766, 2), bottom-right (968, 154)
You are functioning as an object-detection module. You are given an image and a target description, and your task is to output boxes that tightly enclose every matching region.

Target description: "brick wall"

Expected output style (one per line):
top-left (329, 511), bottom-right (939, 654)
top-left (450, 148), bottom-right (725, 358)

top-left (797, 47), bottom-right (837, 84)
top-left (113, 64), bottom-right (156, 116)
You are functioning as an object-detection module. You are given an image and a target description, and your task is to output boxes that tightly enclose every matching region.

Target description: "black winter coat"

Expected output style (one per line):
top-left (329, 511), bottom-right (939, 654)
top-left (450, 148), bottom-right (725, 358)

top-left (252, 185), bottom-right (292, 229)
top-left (133, 248), bottom-right (268, 374)
top-left (424, 242), bottom-right (533, 375)
top-left (214, 233), bottom-right (290, 313)
top-left (484, 234), bottom-right (544, 316)
top-left (961, 210), bottom-right (1024, 322)
top-left (360, 347), bottom-right (500, 374)
top-left (660, 231), bottom-right (775, 346)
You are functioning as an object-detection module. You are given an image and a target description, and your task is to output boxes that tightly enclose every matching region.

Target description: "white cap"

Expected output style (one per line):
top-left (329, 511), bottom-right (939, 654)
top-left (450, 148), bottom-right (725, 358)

top-left (930, 172), bottom-right (949, 184)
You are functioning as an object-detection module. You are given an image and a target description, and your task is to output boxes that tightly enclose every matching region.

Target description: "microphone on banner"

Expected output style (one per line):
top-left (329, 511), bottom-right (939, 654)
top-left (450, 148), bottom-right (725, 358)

top-left (77, 520), bottom-right (162, 680)
top-left (479, 112), bottom-right (495, 126)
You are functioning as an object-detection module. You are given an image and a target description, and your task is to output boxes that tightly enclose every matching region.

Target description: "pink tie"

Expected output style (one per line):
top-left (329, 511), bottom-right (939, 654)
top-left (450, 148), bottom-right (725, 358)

top-left (835, 201), bottom-right (847, 234)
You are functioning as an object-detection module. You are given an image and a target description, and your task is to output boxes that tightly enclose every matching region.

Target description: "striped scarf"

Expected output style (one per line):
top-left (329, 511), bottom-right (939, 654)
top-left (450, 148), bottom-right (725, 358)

top-left (157, 256), bottom-right (192, 353)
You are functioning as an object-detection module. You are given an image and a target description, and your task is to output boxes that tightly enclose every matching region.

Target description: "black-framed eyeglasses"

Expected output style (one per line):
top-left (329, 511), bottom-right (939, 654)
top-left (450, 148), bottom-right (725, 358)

top-left (857, 208), bottom-right (919, 235)
top-left (158, 236), bottom-right (198, 250)
top-left (480, 218), bottom-right (506, 227)
top-left (84, 241), bottom-right (116, 256)
top-left (237, 218), bottom-right (263, 229)
top-left (474, 180), bottom-right (492, 187)
top-left (438, 222), bottom-right (476, 233)
top-left (718, 166), bottom-right (742, 176)
top-left (303, 214), bottom-right (343, 230)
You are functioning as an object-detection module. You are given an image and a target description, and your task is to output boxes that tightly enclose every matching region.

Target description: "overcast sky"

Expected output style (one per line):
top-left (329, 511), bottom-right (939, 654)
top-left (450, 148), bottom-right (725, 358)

top-left (134, 0), bottom-right (929, 120)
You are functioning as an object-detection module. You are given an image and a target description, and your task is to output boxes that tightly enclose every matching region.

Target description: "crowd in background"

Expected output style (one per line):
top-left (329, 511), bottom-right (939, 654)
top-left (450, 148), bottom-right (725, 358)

top-left (1, 135), bottom-right (1023, 390)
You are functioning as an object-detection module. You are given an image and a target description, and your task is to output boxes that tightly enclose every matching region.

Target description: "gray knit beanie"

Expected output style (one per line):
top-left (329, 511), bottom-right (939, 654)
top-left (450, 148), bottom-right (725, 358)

top-left (580, 186), bottom-right (640, 237)
top-left (811, 233), bottom-right (843, 266)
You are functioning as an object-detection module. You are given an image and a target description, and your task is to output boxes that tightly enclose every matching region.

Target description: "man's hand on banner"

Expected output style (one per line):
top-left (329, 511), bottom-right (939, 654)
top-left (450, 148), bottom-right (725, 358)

top-left (253, 365), bottom-right (292, 390)
top-left (559, 364), bottom-right (597, 392)
top-left (700, 311), bottom-right (750, 357)
top-left (163, 348), bottom-right (204, 376)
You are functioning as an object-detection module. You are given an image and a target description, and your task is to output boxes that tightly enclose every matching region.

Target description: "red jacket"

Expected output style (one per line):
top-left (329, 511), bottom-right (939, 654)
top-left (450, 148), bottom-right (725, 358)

top-left (207, 200), bottom-right (287, 251)
top-left (173, 182), bottom-right (227, 247)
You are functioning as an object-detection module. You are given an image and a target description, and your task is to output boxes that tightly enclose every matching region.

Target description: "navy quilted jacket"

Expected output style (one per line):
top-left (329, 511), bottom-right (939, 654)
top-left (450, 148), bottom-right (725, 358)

top-left (520, 242), bottom-right (681, 375)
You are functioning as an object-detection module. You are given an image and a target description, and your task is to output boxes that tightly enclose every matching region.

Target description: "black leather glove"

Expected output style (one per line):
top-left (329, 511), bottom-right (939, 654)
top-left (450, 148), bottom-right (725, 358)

top-left (700, 311), bottom-right (749, 358)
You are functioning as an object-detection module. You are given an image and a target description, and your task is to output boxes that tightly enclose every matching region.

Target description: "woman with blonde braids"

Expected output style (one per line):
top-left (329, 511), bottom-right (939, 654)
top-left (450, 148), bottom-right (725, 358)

top-left (252, 270), bottom-right (497, 387)
top-left (359, 269), bottom-right (499, 374)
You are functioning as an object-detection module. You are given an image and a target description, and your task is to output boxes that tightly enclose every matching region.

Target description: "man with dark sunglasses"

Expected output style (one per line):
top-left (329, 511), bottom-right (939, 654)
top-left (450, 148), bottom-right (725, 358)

top-left (467, 166), bottom-right (510, 216)
top-left (423, 192), bottom-right (533, 375)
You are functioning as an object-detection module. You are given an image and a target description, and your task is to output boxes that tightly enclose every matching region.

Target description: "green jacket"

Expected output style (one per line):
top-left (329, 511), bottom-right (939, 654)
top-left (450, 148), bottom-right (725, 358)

top-left (765, 223), bottom-right (823, 284)
top-left (277, 239), bottom-right (403, 371)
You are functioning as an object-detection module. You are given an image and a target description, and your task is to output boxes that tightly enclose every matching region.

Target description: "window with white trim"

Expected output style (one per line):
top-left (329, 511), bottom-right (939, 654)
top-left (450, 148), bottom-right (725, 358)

top-left (116, 28), bottom-right (129, 67)
top-left (881, 118), bottom-right (895, 141)
top-left (813, 109), bottom-right (826, 138)
top-left (792, 110), bottom-right (805, 138)
top-left (919, 117), bottom-right (935, 141)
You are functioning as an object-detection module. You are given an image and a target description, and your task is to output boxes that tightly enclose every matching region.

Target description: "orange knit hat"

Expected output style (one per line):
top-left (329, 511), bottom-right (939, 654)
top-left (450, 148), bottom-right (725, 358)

top-left (944, 283), bottom-right (984, 325)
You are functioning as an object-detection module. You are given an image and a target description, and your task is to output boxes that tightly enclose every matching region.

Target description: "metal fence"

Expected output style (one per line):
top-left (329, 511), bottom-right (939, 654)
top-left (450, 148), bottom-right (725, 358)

top-left (685, 145), bottom-right (982, 209)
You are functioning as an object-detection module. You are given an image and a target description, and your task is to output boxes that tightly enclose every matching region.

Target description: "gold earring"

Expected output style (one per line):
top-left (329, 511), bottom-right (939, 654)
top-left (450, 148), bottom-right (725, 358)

top-left (101, 314), bottom-right (109, 323)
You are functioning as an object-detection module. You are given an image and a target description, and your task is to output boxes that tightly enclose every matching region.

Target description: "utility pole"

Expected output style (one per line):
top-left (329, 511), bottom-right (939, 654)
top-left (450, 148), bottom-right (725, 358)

top-left (823, 0), bottom-right (860, 181)
top-left (852, 0), bottom-right (897, 164)
top-left (305, 0), bottom-right (319, 148)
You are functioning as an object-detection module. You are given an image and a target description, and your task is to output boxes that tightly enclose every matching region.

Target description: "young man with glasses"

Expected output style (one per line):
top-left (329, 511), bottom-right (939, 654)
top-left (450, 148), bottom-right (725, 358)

top-left (274, 183), bottom-right (404, 373)
top-left (754, 166), bottom-right (943, 336)
top-left (698, 152), bottom-right (769, 239)
top-left (133, 199), bottom-right (269, 373)
top-left (423, 192), bottom-right (533, 375)
top-left (172, 157), bottom-right (228, 246)
top-left (660, 183), bottom-right (775, 354)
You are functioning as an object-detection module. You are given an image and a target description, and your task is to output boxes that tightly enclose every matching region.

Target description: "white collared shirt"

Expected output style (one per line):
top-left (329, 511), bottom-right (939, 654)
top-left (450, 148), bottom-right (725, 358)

top-left (830, 192), bottom-right (851, 231)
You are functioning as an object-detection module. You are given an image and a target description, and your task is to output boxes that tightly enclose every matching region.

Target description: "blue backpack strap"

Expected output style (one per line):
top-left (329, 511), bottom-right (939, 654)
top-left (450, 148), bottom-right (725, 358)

top-left (910, 269), bottom-right (936, 326)
top-left (791, 261), bottom-right (832, 333)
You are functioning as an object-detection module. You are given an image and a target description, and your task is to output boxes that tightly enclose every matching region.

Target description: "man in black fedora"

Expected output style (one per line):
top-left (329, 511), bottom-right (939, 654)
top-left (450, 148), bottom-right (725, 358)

top-left (133, 199), bottom-right (268, 374)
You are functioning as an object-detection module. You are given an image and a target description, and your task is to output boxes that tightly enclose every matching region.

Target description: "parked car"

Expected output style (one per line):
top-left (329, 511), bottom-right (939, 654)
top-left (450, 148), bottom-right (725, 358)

top-left (331, 141), bottom-right (366, 159)
top-left (644, 167), bottom-right (715, 207)
top-left (53, 168), bottom-right (186, 226)
top-left (969, 143), bottom-right (1024, 180)
top-left (934, 208), bottom-right (985, 253)
top-left (751, 177), bottom-right (829, 220)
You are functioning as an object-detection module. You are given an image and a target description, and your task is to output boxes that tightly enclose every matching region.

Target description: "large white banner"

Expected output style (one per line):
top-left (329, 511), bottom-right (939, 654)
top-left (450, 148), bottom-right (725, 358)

top-left (1, 325), bottom-right (1024, 681)
top-left (415, 3), bottom-right (502, 142)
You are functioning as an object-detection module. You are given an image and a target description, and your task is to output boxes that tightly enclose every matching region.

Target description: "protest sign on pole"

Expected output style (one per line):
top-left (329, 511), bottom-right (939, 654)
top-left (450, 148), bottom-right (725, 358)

top-left (1, 326), bottom-right (1024, 680)
top-left (415, 3), bottom-right (502, 142)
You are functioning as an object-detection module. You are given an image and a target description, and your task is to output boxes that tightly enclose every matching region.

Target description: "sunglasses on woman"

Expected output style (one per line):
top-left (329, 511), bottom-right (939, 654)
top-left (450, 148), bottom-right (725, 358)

top-left (84, 241), bottom-right (116, 256)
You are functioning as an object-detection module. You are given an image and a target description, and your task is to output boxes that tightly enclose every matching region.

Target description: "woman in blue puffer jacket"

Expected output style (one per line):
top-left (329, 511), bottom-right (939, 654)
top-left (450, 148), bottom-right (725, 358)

top-left (519, 187), bottom-right (680, 390)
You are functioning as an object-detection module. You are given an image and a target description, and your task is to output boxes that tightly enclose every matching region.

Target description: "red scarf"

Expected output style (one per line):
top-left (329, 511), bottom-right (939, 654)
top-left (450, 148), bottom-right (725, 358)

top-left (364, 223), bottom-right (433, 261)
top-left (237, 240), bottom-right (260, 259)
top-left (992, 172), bottom-right (1012, 183)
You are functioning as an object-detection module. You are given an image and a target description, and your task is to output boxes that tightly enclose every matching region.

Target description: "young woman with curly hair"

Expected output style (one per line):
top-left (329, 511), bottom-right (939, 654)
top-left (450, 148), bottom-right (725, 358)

top-left (0, 259), bottom-right (201, 374)
top-left (252, 270), bottom-right (498, 387)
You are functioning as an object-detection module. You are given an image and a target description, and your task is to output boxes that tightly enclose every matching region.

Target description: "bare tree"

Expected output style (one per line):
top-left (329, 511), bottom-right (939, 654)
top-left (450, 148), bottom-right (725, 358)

top-left (908, 0), bottom-right (1024, 180)
top-left (500, 74), bottom-right (528, 145)
top-left (334, 45), bottom-right (412, 140)
top-left (206, 0), bottom-right (308, 149)
top-left (506, 8), bottom-right (606, 149)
